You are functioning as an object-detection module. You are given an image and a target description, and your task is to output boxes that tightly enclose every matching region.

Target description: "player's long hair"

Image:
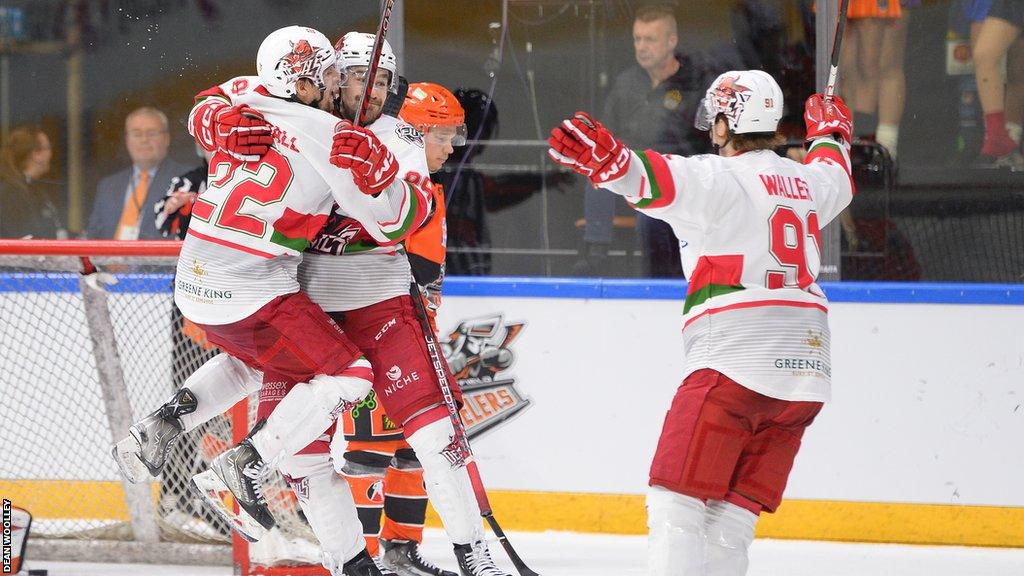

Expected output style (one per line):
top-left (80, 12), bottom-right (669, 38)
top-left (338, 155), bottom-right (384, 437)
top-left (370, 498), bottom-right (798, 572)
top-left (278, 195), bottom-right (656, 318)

top-left (730, 131), bottom-right (786, 152)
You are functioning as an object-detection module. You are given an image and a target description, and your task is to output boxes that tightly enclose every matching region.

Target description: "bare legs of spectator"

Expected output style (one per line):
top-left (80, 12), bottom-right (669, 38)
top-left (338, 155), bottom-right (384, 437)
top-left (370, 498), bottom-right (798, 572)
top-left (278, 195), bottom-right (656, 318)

top-left (841, 19), bottom-right (884, 140)
top-left (842, 15), bottom-right (907, 159)
top-left (973, 16), bottom-right (1023, 162)
top-left (1004, 40), bottom-right (1024, 144)
top-left (876, 13), bottom-right (908, 159)
top-left (974, 19), bottom-right (1024, 149)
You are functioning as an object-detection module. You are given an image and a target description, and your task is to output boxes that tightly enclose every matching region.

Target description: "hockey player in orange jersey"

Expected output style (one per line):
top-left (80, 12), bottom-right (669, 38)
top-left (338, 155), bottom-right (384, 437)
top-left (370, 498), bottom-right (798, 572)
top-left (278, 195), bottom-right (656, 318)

top-left (549, 70), bottom-right (855, 576)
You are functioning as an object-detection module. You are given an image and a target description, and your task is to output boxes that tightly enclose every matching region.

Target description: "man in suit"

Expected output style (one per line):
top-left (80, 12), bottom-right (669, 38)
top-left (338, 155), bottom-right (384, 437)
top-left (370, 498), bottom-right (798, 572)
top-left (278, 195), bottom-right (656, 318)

top-left (86, 106), bottom-right (187, 239)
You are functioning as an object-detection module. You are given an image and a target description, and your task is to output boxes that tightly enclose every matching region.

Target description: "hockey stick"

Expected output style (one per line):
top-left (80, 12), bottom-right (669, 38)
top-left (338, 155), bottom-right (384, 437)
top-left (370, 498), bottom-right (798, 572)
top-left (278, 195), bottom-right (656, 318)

top-left (824, 0), bottom-right (850, 102)
top-left (407, 284), bottom-right (541, 576)
top-left (354, 0), bottom-right (396, 127)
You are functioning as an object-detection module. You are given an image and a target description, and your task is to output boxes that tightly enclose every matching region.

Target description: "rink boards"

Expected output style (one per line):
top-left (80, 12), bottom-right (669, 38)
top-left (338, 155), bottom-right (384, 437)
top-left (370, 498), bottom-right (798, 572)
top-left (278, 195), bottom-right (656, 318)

top-left (1, 275), bottom-right (1022, 546)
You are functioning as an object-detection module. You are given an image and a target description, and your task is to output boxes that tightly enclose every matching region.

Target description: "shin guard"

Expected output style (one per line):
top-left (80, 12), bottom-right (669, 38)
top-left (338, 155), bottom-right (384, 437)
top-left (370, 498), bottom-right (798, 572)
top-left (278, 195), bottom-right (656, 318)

top-left (279, 454), bottom-right (366, 569)
top-left (704, 500), bottom-right (758, 576)
top-left (250, 359), bottom-right (373, 463)
top-left (405, 417), bottom-right (483, 545)
top-left (647, 485), bottom-right (707, 576)
top-left (178, 353), bottom-right (262, 432)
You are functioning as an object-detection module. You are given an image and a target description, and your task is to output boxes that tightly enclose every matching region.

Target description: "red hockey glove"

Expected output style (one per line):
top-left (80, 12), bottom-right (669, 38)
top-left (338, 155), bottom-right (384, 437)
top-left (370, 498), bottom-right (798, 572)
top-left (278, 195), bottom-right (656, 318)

top-left (201, 101), bottom-right (274, 162)
top-left (330, 121), bottom-right (399, 196)
top-left (547, 111), bottom-right (631, 186)
top-left (804, 94), bottom-right (853, 144)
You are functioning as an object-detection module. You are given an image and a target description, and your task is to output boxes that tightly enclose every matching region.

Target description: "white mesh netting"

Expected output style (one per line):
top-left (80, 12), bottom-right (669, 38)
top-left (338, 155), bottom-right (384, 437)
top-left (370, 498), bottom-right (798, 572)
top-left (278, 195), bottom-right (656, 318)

top-left (0, 252), bottom-right (321, 571)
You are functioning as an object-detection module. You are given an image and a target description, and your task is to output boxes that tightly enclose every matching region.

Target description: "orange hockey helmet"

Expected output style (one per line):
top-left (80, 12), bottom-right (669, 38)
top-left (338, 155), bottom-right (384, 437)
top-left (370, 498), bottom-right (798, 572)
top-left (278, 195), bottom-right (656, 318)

top-left (400, 82), bottom-right (467, 145)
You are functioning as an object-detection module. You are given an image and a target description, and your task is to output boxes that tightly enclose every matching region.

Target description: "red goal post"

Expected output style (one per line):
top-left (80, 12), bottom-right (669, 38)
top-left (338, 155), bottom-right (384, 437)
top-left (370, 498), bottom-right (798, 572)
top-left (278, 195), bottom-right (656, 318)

top-left (0, 240), bottom-right (326, 575)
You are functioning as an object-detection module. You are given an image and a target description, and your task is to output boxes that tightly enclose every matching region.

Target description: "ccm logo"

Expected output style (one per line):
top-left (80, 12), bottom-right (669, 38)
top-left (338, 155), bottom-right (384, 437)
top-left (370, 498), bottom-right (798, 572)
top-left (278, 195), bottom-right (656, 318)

top-left (597, 147), bottom-right (631, 181)
top-left (375, 318), bottom-right (398, 341)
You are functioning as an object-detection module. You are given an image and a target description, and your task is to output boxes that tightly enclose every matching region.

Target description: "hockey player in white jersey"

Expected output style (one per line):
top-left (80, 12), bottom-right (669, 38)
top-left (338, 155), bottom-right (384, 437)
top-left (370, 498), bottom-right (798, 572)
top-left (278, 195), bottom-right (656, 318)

top-left (308, 32), bottom-right (508, 576)
top-left (193, 32), bottom-right (508, 576)
top-left (121, 31), bottom-right (503, 576)
top-left (548, 70), bottom-right (855, 576)
top-left (112, 25), bottom-right (433, 576)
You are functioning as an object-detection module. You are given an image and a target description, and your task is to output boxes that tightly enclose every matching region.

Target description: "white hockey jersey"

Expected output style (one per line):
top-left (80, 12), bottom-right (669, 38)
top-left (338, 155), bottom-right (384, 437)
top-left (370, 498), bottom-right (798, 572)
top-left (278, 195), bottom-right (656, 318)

top-left (602, 138), bottom-right (854, 402)
top-left (299, 115), bottom-right (432, 312)
top-left (174, 78), bottom-right (431, 325)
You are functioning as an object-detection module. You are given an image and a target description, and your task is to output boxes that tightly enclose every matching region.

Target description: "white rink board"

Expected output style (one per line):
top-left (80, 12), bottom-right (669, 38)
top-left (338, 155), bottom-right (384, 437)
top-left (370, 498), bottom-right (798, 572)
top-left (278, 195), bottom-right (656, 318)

top-left (435, 296), bottom-right (1024, 508)
top-left (5, 286), bottom-right (1022, 509)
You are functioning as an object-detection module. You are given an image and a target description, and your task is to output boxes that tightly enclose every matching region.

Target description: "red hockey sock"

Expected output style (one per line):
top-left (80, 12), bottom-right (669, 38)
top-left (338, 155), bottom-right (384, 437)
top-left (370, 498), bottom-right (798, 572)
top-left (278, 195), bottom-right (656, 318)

top-left (983, 111), bottom-right (1017, 157)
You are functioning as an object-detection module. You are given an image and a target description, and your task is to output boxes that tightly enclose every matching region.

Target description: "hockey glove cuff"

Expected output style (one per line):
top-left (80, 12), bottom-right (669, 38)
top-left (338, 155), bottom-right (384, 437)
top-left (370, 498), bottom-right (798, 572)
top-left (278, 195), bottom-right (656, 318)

top-left (548, 111), bottom-right (631, 186)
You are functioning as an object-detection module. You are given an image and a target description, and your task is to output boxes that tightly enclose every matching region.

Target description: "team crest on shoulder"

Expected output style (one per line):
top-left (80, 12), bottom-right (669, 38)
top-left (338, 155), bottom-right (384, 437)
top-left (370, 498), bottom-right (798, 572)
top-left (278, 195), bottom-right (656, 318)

top-left (395, 123), bottom-right (425, 148)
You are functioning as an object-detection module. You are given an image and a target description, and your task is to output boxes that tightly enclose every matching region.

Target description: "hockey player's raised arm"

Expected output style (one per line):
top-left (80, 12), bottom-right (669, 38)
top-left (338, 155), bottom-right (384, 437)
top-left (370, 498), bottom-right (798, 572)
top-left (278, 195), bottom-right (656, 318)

top-left (187, 78), bottom-right (430, 246)
top-left (277, 113), bottom-right (431, 247)
top-left (548, 110), bottom-right (721, 225)
top-left (188, 83), bottom-right (274, 163)
top-left (800, 94), bottom-right (856, 226)
top-left (325, 121), bottom-right (433, 246)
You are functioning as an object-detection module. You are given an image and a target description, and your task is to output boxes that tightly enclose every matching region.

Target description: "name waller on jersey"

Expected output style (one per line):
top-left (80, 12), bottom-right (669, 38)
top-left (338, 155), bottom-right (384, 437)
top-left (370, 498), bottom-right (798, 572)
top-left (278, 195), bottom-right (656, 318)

top-left (760, 174), bottom-right (811, 200)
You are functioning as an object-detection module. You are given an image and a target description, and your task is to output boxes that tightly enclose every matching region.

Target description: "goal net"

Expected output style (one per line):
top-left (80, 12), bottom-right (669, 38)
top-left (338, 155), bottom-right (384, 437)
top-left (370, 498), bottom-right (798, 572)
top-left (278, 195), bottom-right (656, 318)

top-left (0, 240), bottom-right (325, 574)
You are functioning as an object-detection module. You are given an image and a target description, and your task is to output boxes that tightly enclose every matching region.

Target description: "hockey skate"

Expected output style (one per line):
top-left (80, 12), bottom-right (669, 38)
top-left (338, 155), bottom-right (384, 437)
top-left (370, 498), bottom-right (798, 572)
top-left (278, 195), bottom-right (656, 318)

top-left (374, 554), bottom-right (399, 576)
top-left (382, 539), bottom-right (457, 576)
top-left (453, 541), bottom-right (511, 576)
top-left (111, 389), bottom-right (195, 483)
top-left (336, 549), bottom-right (385, 576)
top-left (191, 435), bottom-right (275, 542)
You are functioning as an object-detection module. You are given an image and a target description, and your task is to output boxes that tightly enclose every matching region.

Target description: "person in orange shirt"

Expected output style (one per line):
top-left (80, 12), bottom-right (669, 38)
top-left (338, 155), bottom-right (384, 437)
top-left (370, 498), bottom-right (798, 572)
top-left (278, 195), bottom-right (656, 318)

top-left (339, 82), bottom-right (466, 576)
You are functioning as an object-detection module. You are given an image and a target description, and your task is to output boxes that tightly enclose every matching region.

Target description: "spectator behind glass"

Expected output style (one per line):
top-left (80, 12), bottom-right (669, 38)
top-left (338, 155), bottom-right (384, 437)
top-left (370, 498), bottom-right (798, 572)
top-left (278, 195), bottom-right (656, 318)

top-left (578, 4), bottom-right (711, 278)
top-left (838, 0), bottom-right (914, 159)
top-left (437, 88), bottom-right (499, 276)
top-left (973, 0), bottom-right (1024, 165)
top-left (86, 106), bottom-right (187, 239)
top-left (154, 145), bottom-right (214, 240)
top-left (0, 125), bottom-right (67, 239)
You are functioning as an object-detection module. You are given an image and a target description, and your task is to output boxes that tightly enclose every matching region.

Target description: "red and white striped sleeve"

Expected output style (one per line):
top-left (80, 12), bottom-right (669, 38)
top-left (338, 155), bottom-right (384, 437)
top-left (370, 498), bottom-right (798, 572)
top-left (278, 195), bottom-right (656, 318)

top-left (802, 137), bottom-right (855, 225)
top-left (600, 149), bottom-right (722, 227)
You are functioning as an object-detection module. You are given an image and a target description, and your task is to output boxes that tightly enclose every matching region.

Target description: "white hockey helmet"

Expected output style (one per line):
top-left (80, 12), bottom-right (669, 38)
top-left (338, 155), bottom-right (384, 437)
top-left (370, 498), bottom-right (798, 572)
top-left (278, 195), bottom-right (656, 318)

top-left (256, 25), bottom-right (337, 98)
top-left (695, 69), bottom-right (784, 134)
top-left (336, 31), bottom-right (399, 93)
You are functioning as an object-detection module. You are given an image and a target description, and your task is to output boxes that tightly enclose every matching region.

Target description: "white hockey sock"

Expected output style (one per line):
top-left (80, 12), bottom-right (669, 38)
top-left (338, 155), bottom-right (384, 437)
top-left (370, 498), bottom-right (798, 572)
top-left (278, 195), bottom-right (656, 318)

top-left (704, 500), bottom-right (758, 576)
top-left (249, 358), bottom-right (372, 463)
top-left (405, 417), bottom-right (484, 545)
top-left (278, 455), bottom-right (365, 569)
top-left (177, 353), bottom-right (262, 432)
top-left (875, 124), bottom-right (899, 159)
top-left (1007, 122), bottom-right (1023, 145)
top-left (647, 485), bottom-right (706, 576)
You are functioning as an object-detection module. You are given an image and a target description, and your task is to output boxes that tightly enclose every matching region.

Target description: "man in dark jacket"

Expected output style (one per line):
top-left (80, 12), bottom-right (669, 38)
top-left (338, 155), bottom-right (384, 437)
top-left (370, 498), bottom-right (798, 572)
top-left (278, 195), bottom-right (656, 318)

top-left (579, 4), bottom-right (711, 277)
